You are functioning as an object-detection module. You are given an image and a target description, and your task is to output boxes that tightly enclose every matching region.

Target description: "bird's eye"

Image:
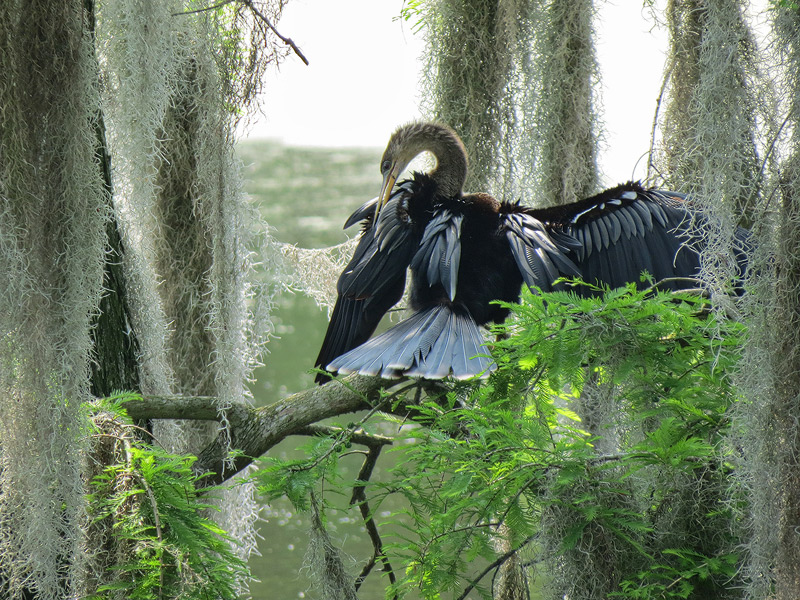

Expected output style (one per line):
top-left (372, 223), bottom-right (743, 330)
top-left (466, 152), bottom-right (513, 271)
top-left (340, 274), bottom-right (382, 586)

top-left (381, 160), bottom-right (392, 174)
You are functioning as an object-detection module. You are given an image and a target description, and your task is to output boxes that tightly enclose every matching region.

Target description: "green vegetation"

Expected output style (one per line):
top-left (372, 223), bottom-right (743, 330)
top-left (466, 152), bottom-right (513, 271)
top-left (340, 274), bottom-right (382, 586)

top-left (87, 283), bottom-right (744, 599)
top-left (253, 284), bottom-right (744, 599)
top-left (86, 395), bottom-right (248, 600)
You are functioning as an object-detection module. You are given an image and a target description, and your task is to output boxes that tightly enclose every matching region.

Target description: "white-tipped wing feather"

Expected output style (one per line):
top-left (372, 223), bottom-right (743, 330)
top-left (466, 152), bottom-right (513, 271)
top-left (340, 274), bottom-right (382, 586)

top-left (502, 211), bottom-right (580, 291)
top-left (410, 209), bottom-right (463, 301)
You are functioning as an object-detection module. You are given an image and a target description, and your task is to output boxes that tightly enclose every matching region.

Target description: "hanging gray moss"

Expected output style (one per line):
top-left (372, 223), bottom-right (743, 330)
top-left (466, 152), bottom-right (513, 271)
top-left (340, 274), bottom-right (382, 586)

top-left (421, 0), bottom-right (600, 206)
top-left (0, 0), bottom-right (286, 596)
top-left (421, 0), bottom-right (541, 199)
top-left (769, 8), bottom-right (800, 598)
top-left (96, 0), bottom-right (286, 591)
top-left (305, 495), bottom-right (359, 600)
top-left (660, 0), bottom-right (761, 288)
top-left (661, 0), bottom-right (761, 203)
top-left (658, 0), bottom-right (764, 309)
top-left (99, 0), bottom-right (180, 399)
top-left (661, 0), bottom-right (703, 185)
top-left (0, 1), bottom-right (108, 598)
top-left (771, 159), bottom-right (800, 600)
top-left (657, 14), bottom-right (770, 595)
top-left (730, 7), bottom-right (800, 599)
top-left (530, 0), bottom-right (600, 206)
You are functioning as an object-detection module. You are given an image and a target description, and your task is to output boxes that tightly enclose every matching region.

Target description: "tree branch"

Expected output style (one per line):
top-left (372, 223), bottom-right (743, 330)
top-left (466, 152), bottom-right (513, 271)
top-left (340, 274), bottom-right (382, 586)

top-left (454, 533), bottom-right (537, 600)
top-left (295, 424), bottom-right (394, 449)
top-left (172, 0), bottom-right (309, 65)
top-left (351, 445), bottom-right (397, 596)
top-left (125, 375), bottom-right (394, 485)
top-left (239, 0), bottom-right (309, 65)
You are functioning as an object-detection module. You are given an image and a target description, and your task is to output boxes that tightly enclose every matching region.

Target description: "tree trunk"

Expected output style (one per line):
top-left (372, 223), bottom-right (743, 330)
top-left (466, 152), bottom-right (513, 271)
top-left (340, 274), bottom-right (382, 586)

top-left (88, 96), bottom-right (141, 398)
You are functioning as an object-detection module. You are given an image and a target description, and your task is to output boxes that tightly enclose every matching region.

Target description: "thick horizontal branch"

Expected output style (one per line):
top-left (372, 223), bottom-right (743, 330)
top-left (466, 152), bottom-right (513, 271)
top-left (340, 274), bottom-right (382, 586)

top-left (125, 375), bottom-right (395, 485)
top-left (124, 395), bottom-right (223, 421)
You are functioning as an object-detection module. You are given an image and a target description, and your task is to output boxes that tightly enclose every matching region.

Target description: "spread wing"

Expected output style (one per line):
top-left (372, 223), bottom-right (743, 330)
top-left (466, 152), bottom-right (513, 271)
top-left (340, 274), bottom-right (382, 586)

top-left (314, 183), bottom-right (421, 382)
top-left (555, 186), bottom-right (702, 293)
top-left (501, 183), bottom-right (734, 295)
top-left (501, 205), bottom-right (581, 292)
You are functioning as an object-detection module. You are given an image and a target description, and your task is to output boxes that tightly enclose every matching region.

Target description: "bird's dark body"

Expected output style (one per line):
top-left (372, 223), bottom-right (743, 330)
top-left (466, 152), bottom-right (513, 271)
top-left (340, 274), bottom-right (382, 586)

top-left (315, 177), bottom-right (518, 382)
top-left (314, 123), bottom-right (749, 382)
top-left (408, 192), bottom-right (522, 326)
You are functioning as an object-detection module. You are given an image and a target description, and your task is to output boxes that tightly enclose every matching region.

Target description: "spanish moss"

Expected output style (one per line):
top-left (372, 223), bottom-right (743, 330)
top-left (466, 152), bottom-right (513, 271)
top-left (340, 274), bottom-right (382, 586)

top-left (96, 0), bottom-right (285, 591)
top-left (660, 0), bottom-right (762, 298)
top-left (421, 0), bottom-right (540, 199)
top-left (730, 6), bottom-right (800, 598)
top-left (0, 1), bottom-right (107, 597)
top-left (530, 0), bottom-right (600, 206)
top-left (305, 496), bottom-right (359, 600)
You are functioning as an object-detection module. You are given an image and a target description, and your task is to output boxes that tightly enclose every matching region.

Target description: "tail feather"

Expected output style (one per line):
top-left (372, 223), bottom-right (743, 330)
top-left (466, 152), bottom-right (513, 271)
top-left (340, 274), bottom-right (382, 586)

top-left (385, 308), bottom-right (448, 371)
top-left (326, 305), bottom-right (494, 380)
top-left (405, 310), bottom-right (457, 379)
top-left (329, 309), bottom-right (442, 378)
top-left (450, 316), bottom-right (486, 379)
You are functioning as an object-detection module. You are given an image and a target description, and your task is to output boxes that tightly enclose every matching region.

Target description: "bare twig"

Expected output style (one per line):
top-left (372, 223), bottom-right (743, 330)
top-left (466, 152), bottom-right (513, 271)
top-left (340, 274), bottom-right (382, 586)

top-left (172, 0), bottom-right (235, 16)
top-left (648, 58), bottom-right (673, 185)
top-left (239, 0), bottom-right (309, 65)
top-left (642, 276), bottom-right (705, 293)
top-left (738, 112), bottom-right (793, 229)
top-left (295, 424), bottom-right (394, 449)
top-left (172, 0), bottom-right (309, 65)
top-left (351, 446), bottom-right (398, 597)
top-left (288, 424), bottom-right (392, 475)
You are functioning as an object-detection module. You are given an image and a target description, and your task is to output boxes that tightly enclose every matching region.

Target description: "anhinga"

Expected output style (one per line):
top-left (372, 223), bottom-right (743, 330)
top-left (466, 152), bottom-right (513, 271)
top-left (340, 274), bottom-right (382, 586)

top-left (314, 122), bottom-right (748, 382)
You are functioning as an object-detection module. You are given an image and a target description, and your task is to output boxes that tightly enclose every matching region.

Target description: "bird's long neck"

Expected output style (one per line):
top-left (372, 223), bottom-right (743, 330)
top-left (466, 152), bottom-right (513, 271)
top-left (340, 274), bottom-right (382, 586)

top-left (428, 133), bottom-right (467, 199)
top-left (414, 124), bottom-right (468, 199)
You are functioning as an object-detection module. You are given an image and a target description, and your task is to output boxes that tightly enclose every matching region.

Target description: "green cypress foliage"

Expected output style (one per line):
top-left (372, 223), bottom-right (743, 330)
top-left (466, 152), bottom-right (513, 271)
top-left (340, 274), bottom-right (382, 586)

top-left (256, 286), bottom-right (744, 599)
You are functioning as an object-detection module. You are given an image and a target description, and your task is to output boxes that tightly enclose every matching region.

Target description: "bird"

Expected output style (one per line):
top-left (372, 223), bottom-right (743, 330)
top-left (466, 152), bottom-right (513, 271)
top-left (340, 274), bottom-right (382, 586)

top-left (314, 122), bottom-right (748, 383)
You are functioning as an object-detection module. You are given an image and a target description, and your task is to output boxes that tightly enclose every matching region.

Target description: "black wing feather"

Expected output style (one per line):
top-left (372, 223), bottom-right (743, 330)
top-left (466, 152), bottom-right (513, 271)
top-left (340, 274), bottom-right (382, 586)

top-left (630, 199), bottom-right (653, 229)
top-left (314, 192), bottom-right (420, 382)
top-left (604, 212), bottom-right (621, 244)
top-left (501, 209), bottom-right (580, 292)
top-left (616, 205), bottom-right (637, 240)
top-left (410, 209), bottom-right (463, 301)
top-left (343, 197), bottom-right (379, 229)
top-left (547, 185), bottom-right (703, 294)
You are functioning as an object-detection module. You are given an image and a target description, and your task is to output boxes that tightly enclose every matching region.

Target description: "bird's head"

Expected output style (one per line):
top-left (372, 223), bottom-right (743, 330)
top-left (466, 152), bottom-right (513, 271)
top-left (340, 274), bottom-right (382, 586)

top-left (375, 122), bottom-right (468, 220)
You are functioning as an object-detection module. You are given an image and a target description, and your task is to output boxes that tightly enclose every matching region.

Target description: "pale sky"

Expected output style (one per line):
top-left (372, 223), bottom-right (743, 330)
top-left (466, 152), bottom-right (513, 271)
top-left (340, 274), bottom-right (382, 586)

top-left (243, 1), bottom-right (672, 186)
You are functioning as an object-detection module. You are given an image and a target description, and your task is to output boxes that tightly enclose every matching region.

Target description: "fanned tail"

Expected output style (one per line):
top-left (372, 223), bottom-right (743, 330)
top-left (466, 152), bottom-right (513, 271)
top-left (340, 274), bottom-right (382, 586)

top-left (326, 305), bottom-right (494, 380)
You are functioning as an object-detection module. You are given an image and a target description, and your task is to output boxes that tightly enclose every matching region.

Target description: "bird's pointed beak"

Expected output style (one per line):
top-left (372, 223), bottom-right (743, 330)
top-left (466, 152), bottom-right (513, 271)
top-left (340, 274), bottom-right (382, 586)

top-left (375, 163), bottom-right (401, 221)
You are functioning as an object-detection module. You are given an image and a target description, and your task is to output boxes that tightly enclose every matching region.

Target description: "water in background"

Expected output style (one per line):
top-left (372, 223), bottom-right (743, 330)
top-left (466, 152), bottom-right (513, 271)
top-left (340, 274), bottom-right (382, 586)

top-left (239, 140), bottom-right (380, 403)
top-left (238, 140), bottom-right (397, 599)
top-left (238, 139), bottom-right (515, 600)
